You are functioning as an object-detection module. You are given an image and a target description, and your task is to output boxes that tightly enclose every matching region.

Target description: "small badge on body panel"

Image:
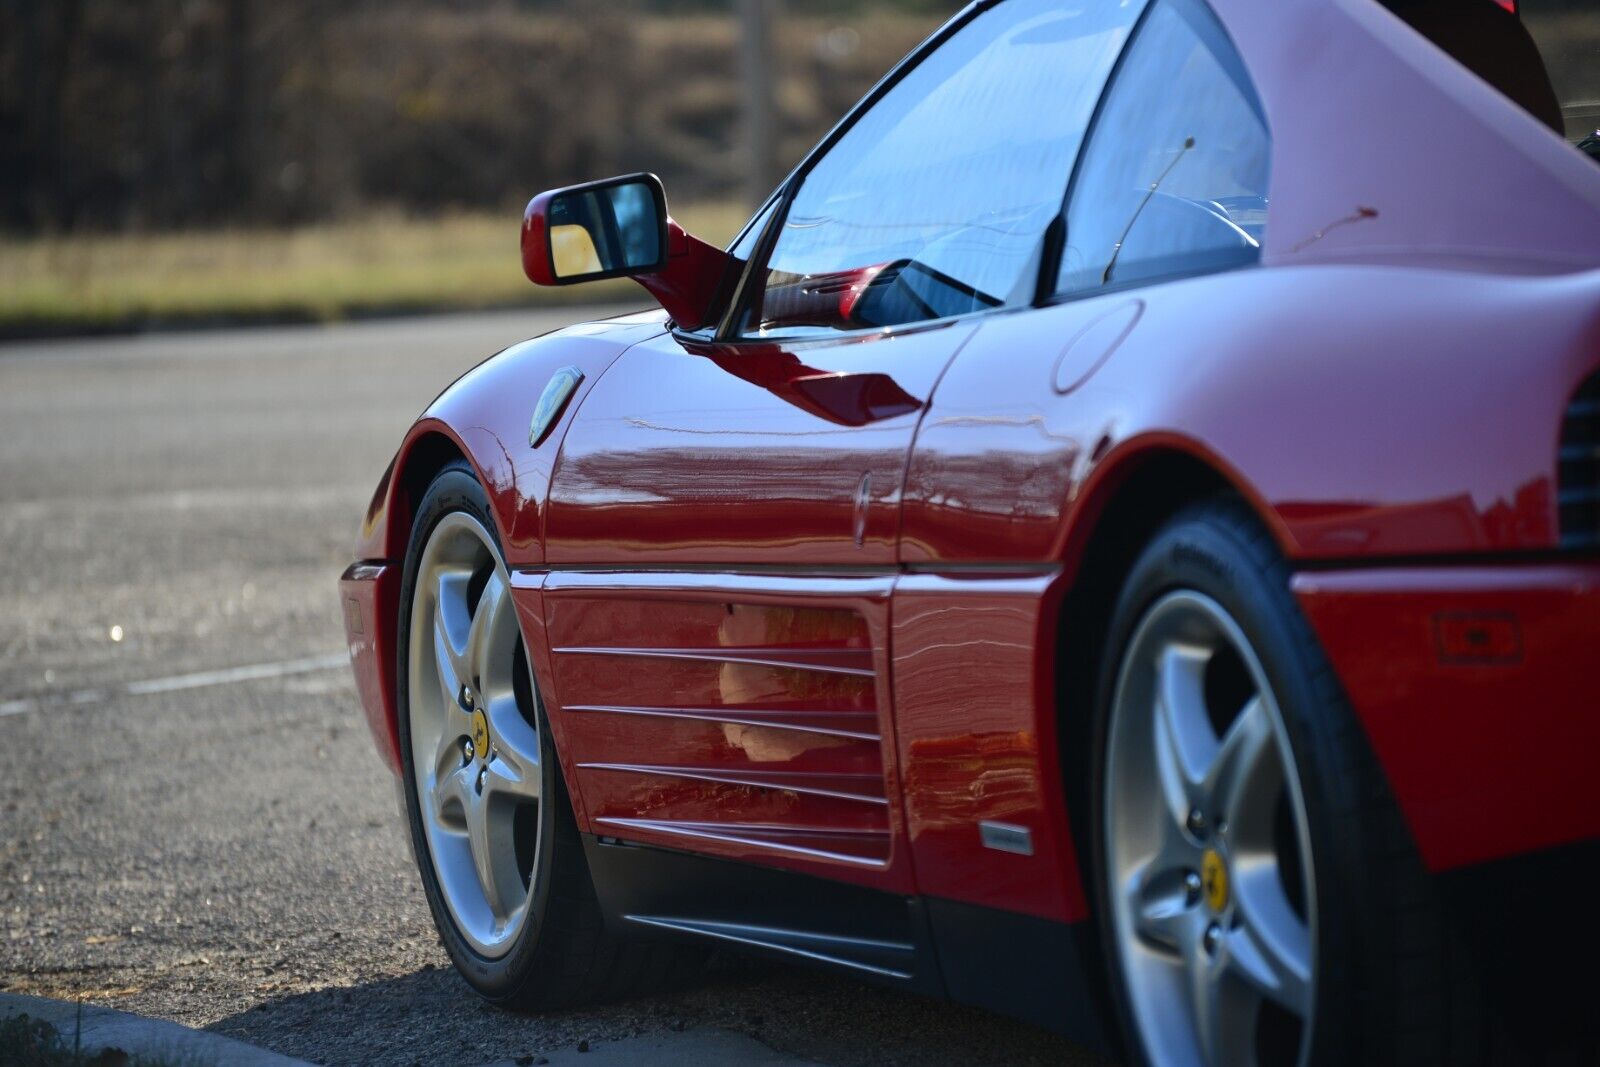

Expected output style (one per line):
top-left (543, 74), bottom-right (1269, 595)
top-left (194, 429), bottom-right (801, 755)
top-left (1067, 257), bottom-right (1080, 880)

top-left (529, 365), bottom-right (585, 447)
top-left (979, 820), bottom-right (1034, 856)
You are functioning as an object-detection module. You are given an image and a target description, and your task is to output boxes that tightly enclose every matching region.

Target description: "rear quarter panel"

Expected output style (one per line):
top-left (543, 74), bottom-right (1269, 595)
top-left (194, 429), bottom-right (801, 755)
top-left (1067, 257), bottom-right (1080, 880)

top-left (903, 264), bottom-right (1600, 566)
top-left (894, 263), bottom-right (1598, 915)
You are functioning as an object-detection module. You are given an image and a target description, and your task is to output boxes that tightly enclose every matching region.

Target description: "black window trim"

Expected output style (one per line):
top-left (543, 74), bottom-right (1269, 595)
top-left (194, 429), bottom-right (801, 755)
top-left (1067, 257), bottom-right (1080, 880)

top-left (1038, 0), bottom-right (1269, 309)
top-left (723, 187), bottom-right (784, 263)
top-left (704, 188), bottom-right (784, 340)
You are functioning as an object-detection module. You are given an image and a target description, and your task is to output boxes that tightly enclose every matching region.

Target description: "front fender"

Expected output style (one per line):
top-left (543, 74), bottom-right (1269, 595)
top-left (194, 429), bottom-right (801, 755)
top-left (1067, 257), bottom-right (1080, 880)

top-left (353, 311), bottom-right (668, 568)
top-left (343, 309), bottom-right (667, 777)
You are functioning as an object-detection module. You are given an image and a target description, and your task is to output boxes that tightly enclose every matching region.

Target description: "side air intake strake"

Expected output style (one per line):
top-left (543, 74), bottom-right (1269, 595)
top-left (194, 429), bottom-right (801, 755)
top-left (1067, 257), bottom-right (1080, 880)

top-left (1559, 370), bottom-right (1600, 550)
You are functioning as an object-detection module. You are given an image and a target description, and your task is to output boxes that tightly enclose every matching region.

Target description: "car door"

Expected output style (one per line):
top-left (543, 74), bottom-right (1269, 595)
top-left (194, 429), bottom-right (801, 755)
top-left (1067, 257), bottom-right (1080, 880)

top-left (538, 0), bottom-right (1151, 899)
top-left (893, 0), bottom-right (1274, 927)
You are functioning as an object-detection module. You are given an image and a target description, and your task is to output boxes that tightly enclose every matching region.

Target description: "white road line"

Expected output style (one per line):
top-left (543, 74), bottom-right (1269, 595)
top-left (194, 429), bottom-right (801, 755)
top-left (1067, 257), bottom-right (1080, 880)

top-left (124, 653), bottom-right (349, 695)
top-left (0, 652), bottom-right (348, 718)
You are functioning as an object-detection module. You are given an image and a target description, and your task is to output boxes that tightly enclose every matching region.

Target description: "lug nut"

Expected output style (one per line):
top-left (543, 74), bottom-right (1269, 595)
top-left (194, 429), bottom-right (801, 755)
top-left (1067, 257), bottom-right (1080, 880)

top-left (1186, 808), bottom-right (1208, 838)
top-left (463, 739), bottom-right (475, 762)
top-left (1184, 870), bottom-right (1203, 907)
top-left (475, 768), bottom-right (488, 794)
top-left (458, 685), bottom-right (475, 711)
top-left (1203, 922), bottom-right (1222, 956)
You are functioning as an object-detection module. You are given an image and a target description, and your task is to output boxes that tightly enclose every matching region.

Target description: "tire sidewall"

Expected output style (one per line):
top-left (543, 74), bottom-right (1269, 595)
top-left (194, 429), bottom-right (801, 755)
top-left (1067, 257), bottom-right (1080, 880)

top-left (395, 462), bottom-right (559, 1001)
top-left (1087, 501), bottom-right (1358, 1067)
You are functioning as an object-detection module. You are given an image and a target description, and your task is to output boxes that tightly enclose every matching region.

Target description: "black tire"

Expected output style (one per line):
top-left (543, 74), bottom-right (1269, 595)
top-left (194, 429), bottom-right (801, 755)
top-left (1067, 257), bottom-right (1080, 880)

top-left (1087, 497), bottom-right (1497, 1067)
top-left (396, 460), bottom-right (703, 1010)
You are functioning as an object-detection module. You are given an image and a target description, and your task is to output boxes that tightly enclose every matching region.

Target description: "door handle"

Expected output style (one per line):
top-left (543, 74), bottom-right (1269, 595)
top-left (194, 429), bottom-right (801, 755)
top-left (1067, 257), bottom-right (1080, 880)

top-left (853, 472), bottom-right (873, 547)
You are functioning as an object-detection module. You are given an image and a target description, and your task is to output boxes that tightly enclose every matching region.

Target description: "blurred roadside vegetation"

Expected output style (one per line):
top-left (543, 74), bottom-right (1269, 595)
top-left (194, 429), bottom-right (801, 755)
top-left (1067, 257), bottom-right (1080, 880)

top-left (0, 1), bottom-right (949, 333)
top-left (3, 1), bottom-right (1595, 334)
top-left (0, 204), bottom-right (750, 335)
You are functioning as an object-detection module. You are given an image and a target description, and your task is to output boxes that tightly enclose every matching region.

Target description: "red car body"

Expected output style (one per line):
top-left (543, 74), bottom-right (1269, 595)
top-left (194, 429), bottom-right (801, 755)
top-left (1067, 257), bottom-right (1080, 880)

top-left (343, 0), bottom-right (1600, 1045)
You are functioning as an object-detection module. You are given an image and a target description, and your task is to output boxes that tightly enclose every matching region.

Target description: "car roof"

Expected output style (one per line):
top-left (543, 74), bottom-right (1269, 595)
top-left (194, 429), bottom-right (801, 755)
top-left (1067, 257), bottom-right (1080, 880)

top-left (1206, 0), bottom-right (1600, 273)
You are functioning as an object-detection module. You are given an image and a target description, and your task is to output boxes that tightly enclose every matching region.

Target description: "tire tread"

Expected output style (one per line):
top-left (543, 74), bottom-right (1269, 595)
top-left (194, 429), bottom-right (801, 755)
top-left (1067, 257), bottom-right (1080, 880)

top-left (1089, 496), bottom-right (1500, 1067)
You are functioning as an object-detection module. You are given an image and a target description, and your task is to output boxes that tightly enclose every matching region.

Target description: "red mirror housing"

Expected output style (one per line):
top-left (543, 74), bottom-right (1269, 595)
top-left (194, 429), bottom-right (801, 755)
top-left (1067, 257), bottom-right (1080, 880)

top-left (521, 177), bottom-right (736, 331)
top-left (520, 188), bottom-right (561, 287)
top-left (640, 219), bottom-right (737, 332)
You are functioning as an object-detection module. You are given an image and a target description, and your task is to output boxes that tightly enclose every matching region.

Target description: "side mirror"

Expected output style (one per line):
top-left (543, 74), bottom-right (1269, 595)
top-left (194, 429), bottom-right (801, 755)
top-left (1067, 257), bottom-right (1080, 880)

top-left (522, 172), bottom-right (734, 331)
top-left (522, 173), bottom-right (668, 285)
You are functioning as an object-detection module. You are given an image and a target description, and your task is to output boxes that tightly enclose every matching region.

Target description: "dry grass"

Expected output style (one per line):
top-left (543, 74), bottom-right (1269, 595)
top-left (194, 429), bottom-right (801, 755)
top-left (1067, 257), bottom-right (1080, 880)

top-left (0, 203), bottom-right (750, 333)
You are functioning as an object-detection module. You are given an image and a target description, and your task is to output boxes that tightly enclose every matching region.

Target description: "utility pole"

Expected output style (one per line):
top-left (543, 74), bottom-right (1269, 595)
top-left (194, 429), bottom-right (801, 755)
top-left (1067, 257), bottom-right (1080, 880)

top-left (225, 0), bottom-right (256, 220)
top-left (739, 0), bottom-right (778, 209)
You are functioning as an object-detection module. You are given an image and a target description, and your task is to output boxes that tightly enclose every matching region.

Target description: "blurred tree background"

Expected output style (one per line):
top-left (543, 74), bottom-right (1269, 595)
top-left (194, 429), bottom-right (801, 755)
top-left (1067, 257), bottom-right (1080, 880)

top-left (2, 0), bottom-right (1590, 331)
top-left (0, 0), bottom-right (951, 235)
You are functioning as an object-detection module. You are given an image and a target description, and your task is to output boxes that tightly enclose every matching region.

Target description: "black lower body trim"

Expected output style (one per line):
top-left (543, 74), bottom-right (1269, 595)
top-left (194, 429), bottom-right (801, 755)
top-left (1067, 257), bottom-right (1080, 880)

top-left (580, 834), bottom-right (943, 997)
top-left (579, 834), bottom-right (1111, 1049)
top-left (926, 897), bottom-right (1110, 1053)
top-left (1437, 838), bottom-right (1600, 1054)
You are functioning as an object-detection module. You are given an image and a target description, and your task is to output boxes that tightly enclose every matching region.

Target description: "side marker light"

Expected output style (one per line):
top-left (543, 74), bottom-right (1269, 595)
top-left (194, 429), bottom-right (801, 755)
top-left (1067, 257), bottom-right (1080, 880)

top-left (1432, 612), bottom-right (1522, 665)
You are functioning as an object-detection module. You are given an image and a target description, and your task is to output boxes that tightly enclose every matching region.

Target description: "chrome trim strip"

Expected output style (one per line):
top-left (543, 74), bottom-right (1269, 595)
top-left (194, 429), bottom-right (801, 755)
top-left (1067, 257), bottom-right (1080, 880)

top-left (594, 816), bottom-right (889, 867)
top-left (623, 914), bottom-right (914, 979)
top-left (552, 645), bottom-right (874, 677)
top-left (562, 703), bottom-right (881, 742)
top-left (541, 569), bottom-right (897, 598)
top-left (580, 763), bottom-right (888, 806)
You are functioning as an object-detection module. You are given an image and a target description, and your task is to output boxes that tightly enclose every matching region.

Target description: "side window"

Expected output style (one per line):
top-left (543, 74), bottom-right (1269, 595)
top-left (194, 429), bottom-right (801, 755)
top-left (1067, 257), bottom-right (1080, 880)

top-left (728, 193), bottom-right (780, 262)
top-left (1056, 0), bottom-right (1269, 296)
top-left (738, 0), bottom-right (1149, 339)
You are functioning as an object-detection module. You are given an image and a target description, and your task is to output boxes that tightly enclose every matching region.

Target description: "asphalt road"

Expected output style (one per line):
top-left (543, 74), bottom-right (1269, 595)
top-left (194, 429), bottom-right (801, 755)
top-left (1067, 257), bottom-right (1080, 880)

top-left (0, 311), bottom-right (1105, 1066)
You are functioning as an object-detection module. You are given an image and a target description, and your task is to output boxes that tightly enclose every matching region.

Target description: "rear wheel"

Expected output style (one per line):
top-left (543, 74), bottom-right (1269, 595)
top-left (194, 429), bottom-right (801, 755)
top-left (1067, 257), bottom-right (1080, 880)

top-left (1090, 499), bottom-right (1492, 1067)
top-left (1103, 587), bottom-right (1316, 1066)
top-left (397, 461), bottom-right (701, 1008)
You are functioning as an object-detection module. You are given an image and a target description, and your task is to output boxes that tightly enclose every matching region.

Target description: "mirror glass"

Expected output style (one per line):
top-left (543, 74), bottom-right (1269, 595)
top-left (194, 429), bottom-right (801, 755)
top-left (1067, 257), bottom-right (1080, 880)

top-left (548, 179), bottom-right (663, 279)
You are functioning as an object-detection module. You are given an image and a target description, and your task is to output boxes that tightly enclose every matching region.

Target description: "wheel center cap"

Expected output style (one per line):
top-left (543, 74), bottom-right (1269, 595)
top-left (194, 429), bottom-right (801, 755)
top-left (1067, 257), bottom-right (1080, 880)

top-left (470, 707), bottom-right (490, 761)
top-left (1201, 848), bottom-right (1230, 913)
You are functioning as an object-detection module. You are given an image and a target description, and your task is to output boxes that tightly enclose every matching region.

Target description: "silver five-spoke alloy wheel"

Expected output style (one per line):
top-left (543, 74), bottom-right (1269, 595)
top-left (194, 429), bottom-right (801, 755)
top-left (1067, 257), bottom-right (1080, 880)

top-left (409, 511), bottom-right (543, 959)
top-left (1106, 590), bottom-right (1317, 1067)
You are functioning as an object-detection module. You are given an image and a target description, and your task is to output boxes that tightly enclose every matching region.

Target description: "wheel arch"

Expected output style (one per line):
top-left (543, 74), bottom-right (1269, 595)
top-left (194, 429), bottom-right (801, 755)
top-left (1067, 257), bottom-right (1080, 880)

top-left (360, 425), bottom-right (473, 562)
top-left (392, 429), bottom-right (475, 549)
top-left (353, 426), bottom-right (485, 771)
top-left (1051, 440), bottom-right (1278, 890)
top-left (1033, 444), bottom-right (1295, 1059)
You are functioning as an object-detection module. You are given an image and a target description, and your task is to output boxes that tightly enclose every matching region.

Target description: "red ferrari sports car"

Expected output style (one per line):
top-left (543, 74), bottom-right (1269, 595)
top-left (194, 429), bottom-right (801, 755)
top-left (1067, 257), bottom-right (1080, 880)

top-left (341, 0), bottom-right (1600, 1063)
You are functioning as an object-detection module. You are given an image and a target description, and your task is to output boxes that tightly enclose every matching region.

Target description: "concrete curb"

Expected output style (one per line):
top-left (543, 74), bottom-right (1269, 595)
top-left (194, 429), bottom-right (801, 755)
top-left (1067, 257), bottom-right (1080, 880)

top-left (476, 1026), bottom-right (817, 1066)
top-left (0, 993), bottom-right (311, 1066)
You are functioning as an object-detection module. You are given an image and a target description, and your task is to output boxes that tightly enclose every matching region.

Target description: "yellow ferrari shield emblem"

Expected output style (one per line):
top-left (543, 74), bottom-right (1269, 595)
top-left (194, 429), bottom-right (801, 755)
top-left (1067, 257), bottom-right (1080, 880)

top-left (471, 708), bottom-right (490, 759)
top-left (1201, 848), bottom-right (1230, 913)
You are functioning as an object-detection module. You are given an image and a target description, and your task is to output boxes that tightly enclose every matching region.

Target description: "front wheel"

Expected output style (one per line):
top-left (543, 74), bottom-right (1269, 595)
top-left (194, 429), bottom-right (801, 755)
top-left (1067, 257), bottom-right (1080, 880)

top-left (1090, 499), bottom-right (1491, 1067)
top-left (396, 461), bottom-right (701, 1009)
